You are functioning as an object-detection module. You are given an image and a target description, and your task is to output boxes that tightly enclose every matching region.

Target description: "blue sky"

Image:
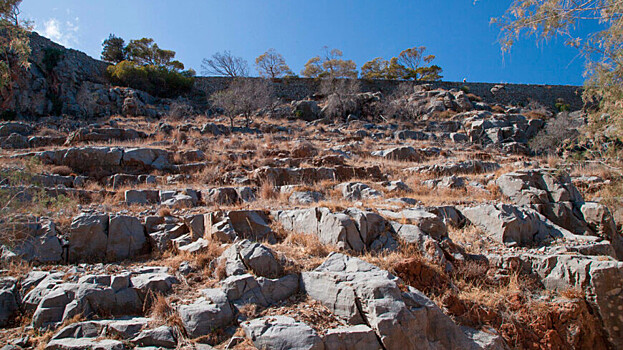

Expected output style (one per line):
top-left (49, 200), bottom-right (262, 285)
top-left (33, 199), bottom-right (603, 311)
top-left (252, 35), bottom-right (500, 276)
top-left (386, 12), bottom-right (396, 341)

top-left (20, 0), bottom-right (595, 85)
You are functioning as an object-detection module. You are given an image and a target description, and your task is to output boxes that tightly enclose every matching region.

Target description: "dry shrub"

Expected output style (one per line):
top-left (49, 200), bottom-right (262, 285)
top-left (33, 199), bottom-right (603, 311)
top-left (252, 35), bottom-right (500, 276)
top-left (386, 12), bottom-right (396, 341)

top-left (259, 179), bottom-right (278, 200)
top-left (466, 93), bottom-right (482, 102)
top-left (158, 208), bottom-right (172, 217)
top-left (283, 232), bottom-right (330, 258)
top-left (147, 293), bottom-right (187, 339)
top-left (491, 105), bottom-right (506, 113)
top-left (391, 256), bottom-right (450, 296)
top-left (559, 287), bottom-right (584, 300)
top-left (49, 165), bottom-right (73, 176)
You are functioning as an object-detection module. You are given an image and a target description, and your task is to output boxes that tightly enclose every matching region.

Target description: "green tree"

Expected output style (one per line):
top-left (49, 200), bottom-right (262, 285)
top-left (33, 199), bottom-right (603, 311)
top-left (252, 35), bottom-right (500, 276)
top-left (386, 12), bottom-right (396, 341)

top-left (395, 46), bottom-right (442, 81)
top-left (361, 57), bottom-right (389, 80)
top-left (101, 34), bottom-right (126, 64)
top-left (103, 36), bottom-right (194, 98)
top-left (494, 0), bottom-right (623, 135)
top-left (125, 38), bottom-right (183, 71)
top-left (301, 46), bottom-right (358, 78)
top-left (0, 0), bottom-right (30, 90)
top-left (255, 48), bottom-right (293, 79)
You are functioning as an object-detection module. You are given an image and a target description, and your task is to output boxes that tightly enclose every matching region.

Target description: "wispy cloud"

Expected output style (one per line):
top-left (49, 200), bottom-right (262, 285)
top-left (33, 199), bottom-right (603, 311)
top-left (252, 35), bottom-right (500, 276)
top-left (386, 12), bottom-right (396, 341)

top-left (36, 16), bottom-right (80, 47)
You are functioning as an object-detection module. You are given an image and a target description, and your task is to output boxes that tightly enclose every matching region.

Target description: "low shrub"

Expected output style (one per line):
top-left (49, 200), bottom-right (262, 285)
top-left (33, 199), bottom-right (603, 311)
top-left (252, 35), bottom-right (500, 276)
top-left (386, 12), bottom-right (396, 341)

top-left (106, 60), bottom-right (195, 98)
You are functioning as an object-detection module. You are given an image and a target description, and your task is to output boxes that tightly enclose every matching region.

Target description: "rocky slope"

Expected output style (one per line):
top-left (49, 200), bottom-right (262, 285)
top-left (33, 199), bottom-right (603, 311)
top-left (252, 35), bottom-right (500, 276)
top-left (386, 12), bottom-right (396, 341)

top-left (0, 35), bottom-right (621, 350)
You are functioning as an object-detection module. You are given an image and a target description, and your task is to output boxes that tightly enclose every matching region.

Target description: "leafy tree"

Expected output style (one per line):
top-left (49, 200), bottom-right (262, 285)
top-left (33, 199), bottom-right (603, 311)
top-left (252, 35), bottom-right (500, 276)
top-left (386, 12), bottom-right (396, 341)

top-left (0, 0), bottom-right (30, 90)
top-left (361, 57), bottom-right (390, 80)
top-left (210, 78), bottom-right (274, 128)
top-left (301, 46), bottom-right (358, 78)
top-left (300, 56), bottom-right (324, 78)
top-left (202, 50), bottom-right (249, 77)
top-left (493, 0), bottom-right (623, 136)
top-left (395, 46), bottom-right (442, 81)
top-left (103, 36), bottom-right (194, 98)
top-left (386, 57), bottom-right (409, 80)
top-left (125, 38), bottom-right (183, 71)
top-left (101, 34), bottom-right (126, 64)
top-left (255, 48), bottom-right (293, 78)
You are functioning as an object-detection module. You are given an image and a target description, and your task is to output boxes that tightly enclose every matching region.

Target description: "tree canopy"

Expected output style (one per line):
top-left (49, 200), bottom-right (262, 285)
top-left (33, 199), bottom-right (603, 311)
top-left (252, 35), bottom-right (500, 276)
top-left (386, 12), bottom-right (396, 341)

top-left (101, 35), bottom-right (184, 71)
top-left (360, 46), bottom-right (442, 81)
top-left (301, 46), bottom-right (358, 78)
top-left (255, 48), bottom-right (294, 78)
top-left (494, 0), bottom-right (623, 135)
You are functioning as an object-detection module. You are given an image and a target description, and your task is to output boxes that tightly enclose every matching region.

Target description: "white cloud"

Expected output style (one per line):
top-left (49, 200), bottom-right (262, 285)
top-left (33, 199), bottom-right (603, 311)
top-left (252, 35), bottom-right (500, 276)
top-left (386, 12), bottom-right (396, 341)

top-left (36, 16), bottom-right (80, 47)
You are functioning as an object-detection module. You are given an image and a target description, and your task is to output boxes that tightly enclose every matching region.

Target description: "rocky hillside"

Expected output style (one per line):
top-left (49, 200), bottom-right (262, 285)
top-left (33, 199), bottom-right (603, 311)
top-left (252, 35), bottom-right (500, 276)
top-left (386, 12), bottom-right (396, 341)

top-left (0, 35), bottom-right (621, 350)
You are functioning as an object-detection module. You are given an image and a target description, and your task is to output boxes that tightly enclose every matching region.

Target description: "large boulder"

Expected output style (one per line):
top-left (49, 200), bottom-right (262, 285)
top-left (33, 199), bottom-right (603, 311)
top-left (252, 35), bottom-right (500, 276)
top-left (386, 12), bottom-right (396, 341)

top-left (218, 240), bottom-right (283, 278)
top-left (301, 253), bottom-right (484, 350)
top-left (106, 215), bottom-right (147, 261)
top-left (178, 289), bottom-right (234, 338)
top-left (292, 100), bottom-right (321, 121)
top-left (67, 213), bottom-right (109, 263)
top-left (489, 253), bottom-right (623, 348)
top-left (242, 315), bottom-right (325, 350)
top-left (460, 204), bottom-right (584, 246)
top-left (496, 169), bottom-right (623, 257)
top-left (273, 208), bottom-right (396, 252)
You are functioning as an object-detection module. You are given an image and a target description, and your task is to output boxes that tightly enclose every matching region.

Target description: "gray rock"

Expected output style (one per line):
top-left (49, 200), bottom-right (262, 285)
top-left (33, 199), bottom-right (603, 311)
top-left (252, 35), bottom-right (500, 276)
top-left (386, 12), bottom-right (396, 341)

top-left (242, 315), bottom-right (325, 350)
top-left (178, 291), bottom-right (234, 338)
top-left (132, 325), bottom-right (177, 348)
top-left (0, 278), bottom-right (19, 327)
top-left (106, 215), bottom-right (147, 261)
top-left (337, 182), bottom-right (382, 201)
top-left (378, 208), bottom-right (447, 240)
top-left (292, 100), bottom-right (321, 121)
top-left (289, 191), bottom-right (324, 205)
top-left (301, 253), bottom-right (481, 350)
top-left (45, 338), bottom-right (125, 350)
top-left (67, 213), bottom-right (109, 263)
top-left (323, 325), bottom-right (382, 350)
top-left (371, 146), bottom-right (421, 162)
top-left (460, 204), bottom-right (585, 246)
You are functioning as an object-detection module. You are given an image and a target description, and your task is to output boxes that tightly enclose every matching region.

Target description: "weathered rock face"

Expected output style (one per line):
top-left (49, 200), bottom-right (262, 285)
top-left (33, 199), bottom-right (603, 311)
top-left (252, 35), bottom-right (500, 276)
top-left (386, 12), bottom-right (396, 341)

top-left (2, 32), bottom-right (168, 119)
top-left (301, 253), bottom-right (483, 350)
top-left (19, 146), bottom-right (176, 177)
top-left (65, 127), bottom-right (147, 145)
top-left (496, 169), bottom-right (623, 258)
top-left (29, 267), bottom-right (177, 330)
top-left (460, 204), bottom-right (582, 246)
top-left (466, 113), bottom-right (544, 149)
top-left (106, 215), bottom-right (148, 261)
top-left (67, 213), bottom-right (109, 263)
top-left (489, 253), bottom-right (623, 348)
top-left (273, 207), bottom-right (396, 252)
top-left (409, 160), bottom-right (500, 176)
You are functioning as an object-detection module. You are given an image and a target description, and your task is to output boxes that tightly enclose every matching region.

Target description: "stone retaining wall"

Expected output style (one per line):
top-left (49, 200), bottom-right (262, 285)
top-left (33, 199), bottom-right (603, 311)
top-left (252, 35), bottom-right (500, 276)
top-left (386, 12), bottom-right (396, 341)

top-left (194, 77), bottom-right (584, 110)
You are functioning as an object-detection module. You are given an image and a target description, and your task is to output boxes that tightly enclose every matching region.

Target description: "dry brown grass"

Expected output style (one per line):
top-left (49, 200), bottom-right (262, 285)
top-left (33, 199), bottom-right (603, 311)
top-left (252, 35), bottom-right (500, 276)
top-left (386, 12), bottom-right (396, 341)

top-left (447, 224), bottom-right (496, 254)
